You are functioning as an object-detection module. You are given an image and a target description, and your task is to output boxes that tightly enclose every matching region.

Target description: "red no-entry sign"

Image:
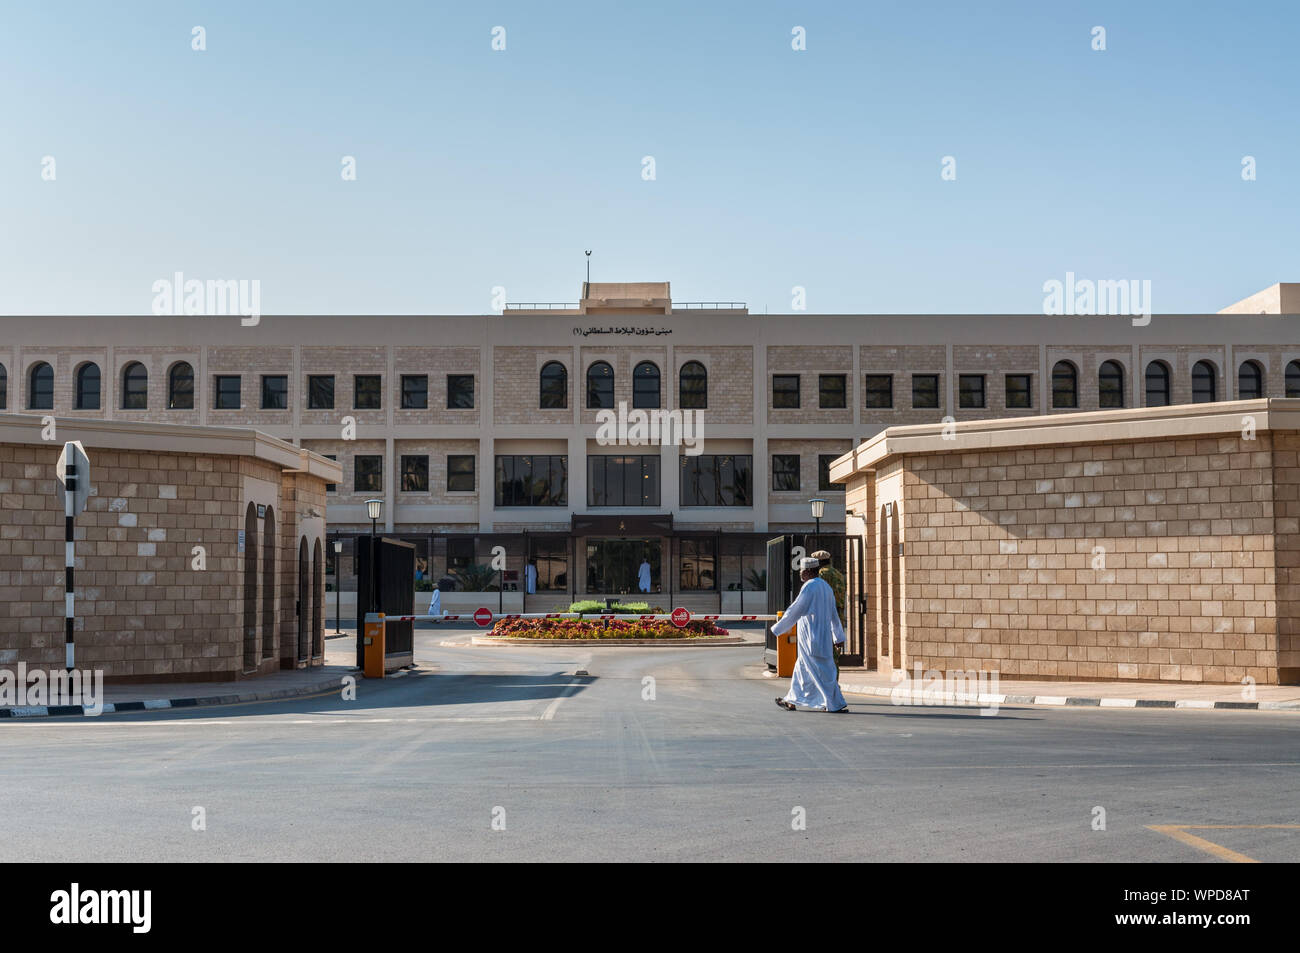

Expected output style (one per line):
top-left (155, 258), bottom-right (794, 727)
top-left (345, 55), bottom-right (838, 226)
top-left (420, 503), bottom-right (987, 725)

top-left (670, 607), bottom-right (691, 628)
top-left (474, 607), bottom-right (493, 627)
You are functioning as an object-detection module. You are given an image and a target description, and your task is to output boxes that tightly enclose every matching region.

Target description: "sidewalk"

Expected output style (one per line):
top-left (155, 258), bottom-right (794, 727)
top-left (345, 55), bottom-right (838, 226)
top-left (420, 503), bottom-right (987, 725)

top-left (837, 668), bottom-right (1300, 711)
top-left (1, 641), bottom-right (359, 719)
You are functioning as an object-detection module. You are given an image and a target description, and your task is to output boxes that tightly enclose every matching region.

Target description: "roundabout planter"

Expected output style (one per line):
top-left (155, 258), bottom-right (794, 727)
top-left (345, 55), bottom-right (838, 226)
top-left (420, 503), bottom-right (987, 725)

top-left (471, 635), bottom-right (749, 647)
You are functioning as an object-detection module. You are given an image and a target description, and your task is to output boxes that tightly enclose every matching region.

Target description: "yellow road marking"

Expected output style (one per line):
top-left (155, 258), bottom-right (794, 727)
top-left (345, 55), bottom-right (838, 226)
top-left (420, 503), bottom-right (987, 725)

top-left (1146, 824), bottom-right (1300, 863)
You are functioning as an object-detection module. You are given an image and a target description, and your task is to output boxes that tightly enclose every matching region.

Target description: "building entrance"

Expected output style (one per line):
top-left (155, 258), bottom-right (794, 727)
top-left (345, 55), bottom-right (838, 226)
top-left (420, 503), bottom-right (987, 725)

top-left (586, 538), bottom-right (661, 595)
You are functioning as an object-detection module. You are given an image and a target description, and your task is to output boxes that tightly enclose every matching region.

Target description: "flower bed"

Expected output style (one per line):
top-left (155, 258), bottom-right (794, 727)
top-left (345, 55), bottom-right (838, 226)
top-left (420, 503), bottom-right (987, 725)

top-left (490, 618), bottom-right (731, 640)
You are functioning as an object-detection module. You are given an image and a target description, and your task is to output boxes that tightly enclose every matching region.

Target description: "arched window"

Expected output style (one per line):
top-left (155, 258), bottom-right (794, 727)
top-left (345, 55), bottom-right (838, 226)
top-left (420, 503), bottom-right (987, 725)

top-left (586, 361), bottom-right (614, 409)
top-left (121, 361), bottom-right (148, 410)
top-left (0, 363), bottom-right (7, 410)
top-left (75, 362), bottom-right (101, 410)
top-left (1238, 360), bottom-right (1264, 400)
top-left (28, 362), bottom-right (53, 410)
top-left (1051, 361), bottom-right (1077, 409)
top-left (1098, 360), bottom-right (1125, 409)
top-left (1145, 361), bottom-right (1171, 407)
top-left (1192, 360), bottom-right (1217, 403)
top-left (1287, 360), bottom-right (1300, 398)
top-left (633, 361), bottom-right (661, 409)
top-left (168, 361), bottom-right (194, 410)
top-left (679, 361), bottom-right (707, 409)
top-left (539, 361), bottom-right (567, 409)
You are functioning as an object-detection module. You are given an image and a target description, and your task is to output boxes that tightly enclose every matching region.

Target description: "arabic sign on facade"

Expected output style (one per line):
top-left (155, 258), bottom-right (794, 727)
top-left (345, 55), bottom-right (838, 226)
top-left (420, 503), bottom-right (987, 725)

top-left (573, 326), bottom-right (673, 337)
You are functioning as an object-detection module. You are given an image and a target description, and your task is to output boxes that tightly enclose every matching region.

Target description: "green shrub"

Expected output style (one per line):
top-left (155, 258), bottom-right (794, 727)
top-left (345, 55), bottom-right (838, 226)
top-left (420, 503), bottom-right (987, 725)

top-left (567, 600), bottom-right (656, 614)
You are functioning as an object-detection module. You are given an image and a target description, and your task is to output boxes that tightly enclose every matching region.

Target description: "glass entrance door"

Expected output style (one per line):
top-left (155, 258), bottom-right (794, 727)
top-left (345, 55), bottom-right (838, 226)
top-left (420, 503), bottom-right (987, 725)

top-left (586, 538), bottom-right (661, 595)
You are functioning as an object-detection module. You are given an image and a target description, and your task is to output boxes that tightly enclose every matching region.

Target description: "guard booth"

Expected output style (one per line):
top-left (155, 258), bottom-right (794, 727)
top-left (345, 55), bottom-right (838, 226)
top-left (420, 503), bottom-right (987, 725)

top-left (355, 536), bottom-right (416, 672)
top-left (763, 533), bottom-right (866, 670)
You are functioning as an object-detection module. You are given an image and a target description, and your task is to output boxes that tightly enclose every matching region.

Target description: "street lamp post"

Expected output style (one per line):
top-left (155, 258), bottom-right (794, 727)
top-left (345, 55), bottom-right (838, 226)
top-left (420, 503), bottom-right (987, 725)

top-left (333, 537), bottom-right (343, 634)
top-left (365, 499), bottom-right (383, 616)
top-left (810, 498), bottom-right (826, 537)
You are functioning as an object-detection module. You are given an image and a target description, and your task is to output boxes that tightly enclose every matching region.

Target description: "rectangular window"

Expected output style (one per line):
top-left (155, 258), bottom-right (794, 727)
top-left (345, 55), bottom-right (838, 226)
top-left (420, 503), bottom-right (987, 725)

top-left (818, 374), bottom-right (847, 409)
top-left (447, 538), bottom-right (474, 573)
top-left (447, 374), bottom-right (475, 409)
top-left (772, 454), bottom-right (800, 492)
top-left (214, 375), bottom-right (241, 410)
top-left (912, 374), bottom-right (939, 409)
top-left (959, 374), bottom-right (986, 409)
top-left (818, 454), bottom-right (839, 492)
top-left (400, 374), bottom-right (428, 409)
top-left (447, 455), bottom-right (475, 492)
top-left (494, 455), bottom-right (567, 506)
top-left (324, 454), bottom-right (337, 493)
top-left (354, 375), bottom-right (381, 410)
top-left (261, 375), bottom-right (288, 410)
top-left (772, 375), bottom-right (800, 409)
top-left (864, 374), bottom-right (894, 409)
top-left (680, 455), bottom-right (752, 507)
top-left (308, 375), bottom-right (335, 410)
top-left (400, 455), bottom-right (429, 492)
top-left (1005, 373), bottom-right (1032, 409)
top-left (354, 455), bottom-right (383, 493)
top-left (587, 455), bottom-right (660, 506)
top-left (679, 538), bottom-right (717, 591)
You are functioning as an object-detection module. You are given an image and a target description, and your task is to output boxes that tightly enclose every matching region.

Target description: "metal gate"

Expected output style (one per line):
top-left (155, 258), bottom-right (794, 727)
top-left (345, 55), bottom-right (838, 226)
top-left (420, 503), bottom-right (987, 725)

top-left (763, 533), bottom-right (865, 669)
top-left (355, 536), bottom-right (416, 668)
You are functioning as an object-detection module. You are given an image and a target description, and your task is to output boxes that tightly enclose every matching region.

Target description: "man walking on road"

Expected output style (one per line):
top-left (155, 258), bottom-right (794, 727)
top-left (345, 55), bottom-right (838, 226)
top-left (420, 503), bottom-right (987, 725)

top-left (773, 557), bottom-right (848, 713)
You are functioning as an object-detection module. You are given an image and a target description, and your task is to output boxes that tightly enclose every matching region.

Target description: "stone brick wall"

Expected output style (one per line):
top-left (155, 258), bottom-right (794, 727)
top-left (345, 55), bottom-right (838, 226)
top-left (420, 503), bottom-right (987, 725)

top-left (766, 346), bottom-right (853, 426)
top-left (392, 439), bottom-right (480, 504)
top-left (898, 435), bottom-right (1280, 684)
top-left (953, 345), bottom-right (1040, 420)
top-left (577, 346), bottom-right (669, 427)
top-left (0, 436), bottom-right (330, 681)
top-left (673, 347), bottom-right (752, 425)
top-left (300, 346), bottom-right (387, 432)
top-left (1272, 432), bottom-right (1300, 682)
top-left (393, 347), bottom-right (481, 426)
top-left (768, 438), bottom-right (854, 503)
top-left (860, 344), bottom-right (947, 426)
top-left (494, 347), bottom-right (574, 426)
top-left (206, 346), bottom-right (296, 429)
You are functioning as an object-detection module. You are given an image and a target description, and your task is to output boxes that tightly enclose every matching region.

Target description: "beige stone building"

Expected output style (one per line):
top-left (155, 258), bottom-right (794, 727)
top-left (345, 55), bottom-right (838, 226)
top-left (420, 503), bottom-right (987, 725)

top-left (831, 399), bottom-right (1300, 686)
top-left (0, 414), bottom-right (340, 680)
top-left (1, 279), bottom-right (1297, 614)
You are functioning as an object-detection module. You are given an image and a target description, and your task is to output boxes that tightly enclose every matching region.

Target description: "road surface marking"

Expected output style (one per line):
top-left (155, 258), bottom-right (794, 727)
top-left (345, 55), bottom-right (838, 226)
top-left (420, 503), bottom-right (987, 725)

top-left (1146, 824), bottom-right (1300, 863)
top-left (541, 679), bottom-right (586, 721)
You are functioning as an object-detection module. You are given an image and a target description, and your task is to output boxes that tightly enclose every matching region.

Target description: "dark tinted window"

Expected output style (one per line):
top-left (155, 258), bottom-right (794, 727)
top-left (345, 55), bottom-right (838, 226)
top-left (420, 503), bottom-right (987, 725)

top-left (401, 374), bottom-right (428, 409)
top-left (308, 375), bottom-right (335, 409)
top-left (772, 375), bottom-right (800, 408)
top-left (772, 454), bottom-right (800, 491)
top-left (911, 374), bottom-right (939, 409)
top-left (214, 375), bottom-right (241, 409)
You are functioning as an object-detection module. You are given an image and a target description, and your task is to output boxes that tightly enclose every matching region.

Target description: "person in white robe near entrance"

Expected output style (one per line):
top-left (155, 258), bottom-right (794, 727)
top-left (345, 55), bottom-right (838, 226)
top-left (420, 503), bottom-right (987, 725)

top-left (638, 557), bottom-right (652, 594)
top-left (428, 585), bottom-right (442, 617)
top-left (773, 557), bottom-right (848, 712)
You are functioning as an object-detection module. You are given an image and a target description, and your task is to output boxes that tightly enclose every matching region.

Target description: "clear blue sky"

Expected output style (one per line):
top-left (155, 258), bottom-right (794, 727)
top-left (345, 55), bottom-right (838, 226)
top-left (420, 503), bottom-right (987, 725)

top-left (2, 0), bottom-right (1295, 315)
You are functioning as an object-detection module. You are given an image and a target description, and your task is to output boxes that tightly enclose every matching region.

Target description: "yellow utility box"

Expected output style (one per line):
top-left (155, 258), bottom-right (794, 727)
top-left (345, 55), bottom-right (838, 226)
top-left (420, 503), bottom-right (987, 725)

top-left (775, 610), bottom-right (798, 677)
top-left (363, 612), bottom-right (386, 678)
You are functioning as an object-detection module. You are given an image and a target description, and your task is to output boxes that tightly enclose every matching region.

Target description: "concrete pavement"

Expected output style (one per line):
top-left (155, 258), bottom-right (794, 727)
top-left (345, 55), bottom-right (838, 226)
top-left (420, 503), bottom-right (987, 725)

top-left (1, 628), bottom-right (1298, 862)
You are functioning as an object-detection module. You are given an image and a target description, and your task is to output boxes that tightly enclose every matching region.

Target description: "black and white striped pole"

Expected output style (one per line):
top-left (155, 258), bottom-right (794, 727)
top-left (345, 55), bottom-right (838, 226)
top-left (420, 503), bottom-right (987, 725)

top-left (55, 441), bottom-right (90, 673)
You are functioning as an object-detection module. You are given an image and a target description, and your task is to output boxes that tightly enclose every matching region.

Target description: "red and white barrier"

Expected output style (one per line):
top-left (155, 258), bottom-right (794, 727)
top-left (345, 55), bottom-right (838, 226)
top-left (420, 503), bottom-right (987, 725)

top-left (377, 611), bottom-right (775, 625)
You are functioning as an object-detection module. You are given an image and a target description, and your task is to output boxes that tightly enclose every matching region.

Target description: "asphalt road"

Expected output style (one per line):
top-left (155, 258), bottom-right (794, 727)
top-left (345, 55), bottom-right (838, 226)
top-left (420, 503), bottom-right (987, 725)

top-left (2, 625), bottom-right (1298, 862)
